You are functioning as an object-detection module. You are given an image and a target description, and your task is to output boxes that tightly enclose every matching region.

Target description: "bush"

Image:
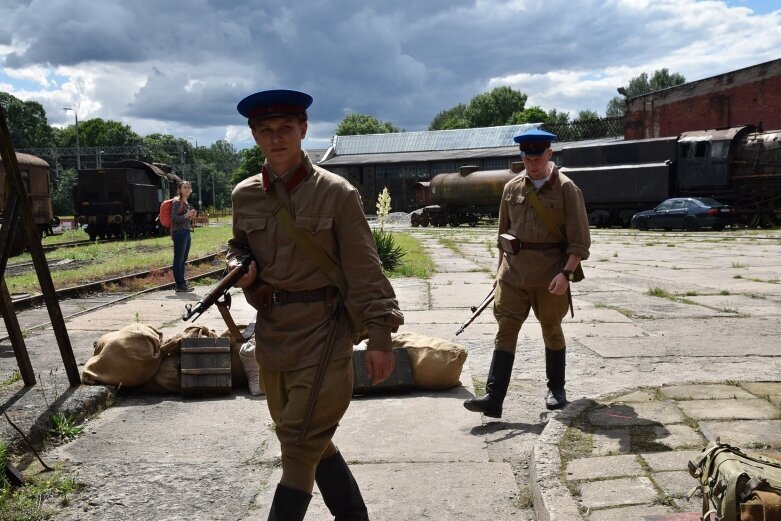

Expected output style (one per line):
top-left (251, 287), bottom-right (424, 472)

top-left (372, 229), bottom-right (405, 271)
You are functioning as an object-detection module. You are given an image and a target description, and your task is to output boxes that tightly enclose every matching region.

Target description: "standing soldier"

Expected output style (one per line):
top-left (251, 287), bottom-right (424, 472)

top-left (463, 129), bottom-right (590, 418)
top-left (228, 89), bottom-right (404, 521)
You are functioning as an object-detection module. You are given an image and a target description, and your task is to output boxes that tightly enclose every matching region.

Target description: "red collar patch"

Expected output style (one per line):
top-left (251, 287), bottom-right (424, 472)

top-left (261, 163), bottom-right (310, 193)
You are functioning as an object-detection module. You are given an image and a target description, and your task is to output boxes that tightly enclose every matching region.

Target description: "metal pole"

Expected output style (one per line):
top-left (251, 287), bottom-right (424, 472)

top-left (64, 108), bottom-right (81, 170)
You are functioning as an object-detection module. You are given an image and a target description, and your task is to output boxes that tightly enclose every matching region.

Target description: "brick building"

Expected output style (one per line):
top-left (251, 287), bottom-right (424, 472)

top-left (625, 58), bottom-right (781, 139)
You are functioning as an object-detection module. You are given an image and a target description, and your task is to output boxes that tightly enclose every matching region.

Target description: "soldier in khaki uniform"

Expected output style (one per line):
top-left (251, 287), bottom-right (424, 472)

top-left (227, 89), bottom-right (404, 521)
top-left (464, 129), bottom-right (590, 418)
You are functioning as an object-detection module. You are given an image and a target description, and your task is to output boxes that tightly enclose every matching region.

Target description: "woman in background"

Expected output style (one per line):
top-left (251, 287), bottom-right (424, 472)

top-left (172, 180), bottom-right (197, 292)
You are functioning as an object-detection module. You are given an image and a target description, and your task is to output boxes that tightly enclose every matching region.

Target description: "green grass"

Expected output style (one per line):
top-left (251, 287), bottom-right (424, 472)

top-left (385, 232), bottom-right (434, 279)
top-left (1, 371), bottom-right (21, 388)
top-left (439, 237), bottom-right (463, 255)
top-left (7, 226), bottom-right (233, 294)
top-left (0, 460), bottom-right (83, 521)
top-left (49, 413), bottom-right (84, 441)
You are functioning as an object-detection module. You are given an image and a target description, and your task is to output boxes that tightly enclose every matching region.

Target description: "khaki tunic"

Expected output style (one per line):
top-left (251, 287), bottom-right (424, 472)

top-left (497, 165), bottom-right (591, 288)
top-left (227, 153), bottom-right (404, 372)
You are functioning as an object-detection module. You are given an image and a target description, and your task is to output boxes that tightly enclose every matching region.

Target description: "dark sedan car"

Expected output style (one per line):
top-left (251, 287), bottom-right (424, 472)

top-left (631, 197), bottom-right (737, 231)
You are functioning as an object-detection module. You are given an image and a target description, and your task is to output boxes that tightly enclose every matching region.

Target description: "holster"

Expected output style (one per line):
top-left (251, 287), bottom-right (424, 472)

top-left (243, 280), bottom-right (274, 316)
top-left (499, 233), bottom-right (520, 255)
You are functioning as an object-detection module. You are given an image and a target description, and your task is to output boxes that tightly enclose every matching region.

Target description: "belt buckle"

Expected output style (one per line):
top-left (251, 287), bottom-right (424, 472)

top-left (272, 291), bottom-right (282, 304)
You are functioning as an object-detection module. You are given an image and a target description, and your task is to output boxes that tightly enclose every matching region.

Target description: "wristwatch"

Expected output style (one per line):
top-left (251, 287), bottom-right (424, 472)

top-left (560, 269), bottom-right (574, 281)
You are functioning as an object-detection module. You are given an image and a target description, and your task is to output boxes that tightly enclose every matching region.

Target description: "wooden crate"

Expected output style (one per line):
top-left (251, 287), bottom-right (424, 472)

top-left (180, 337), bottom-right (232, 396)
top-left (352, 348), bottom-right (414, 395)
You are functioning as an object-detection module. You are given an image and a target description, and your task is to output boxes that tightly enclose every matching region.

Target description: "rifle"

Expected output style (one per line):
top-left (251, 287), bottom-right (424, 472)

top-left (455, 287), bottom-right (495, 336)
top-left (182, 256), bottom-right (254, 341)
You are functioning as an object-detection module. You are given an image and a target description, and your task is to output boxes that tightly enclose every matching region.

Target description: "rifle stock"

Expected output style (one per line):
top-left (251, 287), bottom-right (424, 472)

top-left (455, 287), bottom-right (495, 336)
top-left (182, 256), bottom-right (252, 322)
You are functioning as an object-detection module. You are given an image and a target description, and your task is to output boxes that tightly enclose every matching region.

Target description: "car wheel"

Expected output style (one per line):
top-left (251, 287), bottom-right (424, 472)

top-left (684, 217), bottom-right (698, 231)
top-left (637, 218), bottom-right (649, 231)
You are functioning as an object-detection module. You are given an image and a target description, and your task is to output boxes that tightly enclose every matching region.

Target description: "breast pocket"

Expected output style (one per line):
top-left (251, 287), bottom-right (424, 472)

top-left (543, 199), bottom-right (566, 226)
top-left (242, 216), bottom-right (275, 265)
top-left (295, 214), bottom-right (335, 253)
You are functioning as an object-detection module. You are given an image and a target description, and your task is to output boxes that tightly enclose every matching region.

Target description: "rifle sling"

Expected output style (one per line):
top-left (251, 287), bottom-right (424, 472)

top-left (523, 178), bottom-right (574, 318)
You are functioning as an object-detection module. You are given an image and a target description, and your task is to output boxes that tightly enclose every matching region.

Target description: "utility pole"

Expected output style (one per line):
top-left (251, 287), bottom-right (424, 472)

top-left (63, 107), bottom-right (80, 170)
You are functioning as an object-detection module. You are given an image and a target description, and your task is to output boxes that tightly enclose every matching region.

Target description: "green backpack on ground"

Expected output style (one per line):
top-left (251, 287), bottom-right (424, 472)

top-left (688, 441), bottom-right (781, 520)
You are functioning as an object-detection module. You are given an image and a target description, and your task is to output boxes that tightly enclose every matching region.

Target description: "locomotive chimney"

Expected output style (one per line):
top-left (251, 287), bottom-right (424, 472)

top-left (459, 165), bottom-right (480, 176)
top-left (510, 161), bottom-right (524, 173)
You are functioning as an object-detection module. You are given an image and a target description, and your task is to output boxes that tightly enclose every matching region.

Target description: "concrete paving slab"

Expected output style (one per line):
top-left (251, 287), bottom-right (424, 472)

top-left (741, 382), bottom-right (781, 397)
top-left (659, 383), bottom-right (756, 400)
top-left (591, 428), bottom-right (631, 455)
top-left (585, 504), bottom-right (677, 521)
top-left (331, 388), bottom-right (489, 463)
top-left (587, 401), bottom-right (687, 427)
top-left (676, 398), bottom-right (780, 420)
top-left (652, 424), bottom-right (707, 450)
top-left (565, 454), bottom-right (643, 481)
top-left (688, 295), bottom-right (781, 317)
top-left (652, 470), bottom-right (700, 498)
top-left (254, 462), bottom-right (524, 521)
top-left (578, 476), bottom-right (657, 509)
top-left (579, 334), bottom-right (781, 358)
top-left (610, 390), bottom-right (658, 402)
top-left (698, 420), bottom-right (781, 447)
top-left (641, 450), bottom-right (703, 472)
top-left (568, 322), bottom-right (650, 339)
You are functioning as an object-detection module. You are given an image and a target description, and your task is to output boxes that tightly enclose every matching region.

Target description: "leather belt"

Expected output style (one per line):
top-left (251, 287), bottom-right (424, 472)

top-left (521, 242), bottom-right (562, 250)
top-left (272, 287), bottom-right (337, 305)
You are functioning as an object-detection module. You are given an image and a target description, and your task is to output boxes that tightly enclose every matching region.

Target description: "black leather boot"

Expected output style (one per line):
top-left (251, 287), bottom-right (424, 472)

top-left (267, 483), bottom-right (312, 521)
top-left (315, 451), bottom-right (369, 521)
top-left (545, 348), bottom-right (568, 410)
top-left (463, 350), bottom-right (514, 418)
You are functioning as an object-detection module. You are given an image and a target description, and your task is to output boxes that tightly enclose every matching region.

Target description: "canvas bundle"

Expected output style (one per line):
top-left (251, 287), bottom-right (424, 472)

top-left (688, 441), bottom-right (781, 521)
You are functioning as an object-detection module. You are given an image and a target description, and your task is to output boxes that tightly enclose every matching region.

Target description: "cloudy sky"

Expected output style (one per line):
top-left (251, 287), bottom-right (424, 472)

top-left (1, 0), bottom-right (779, 150)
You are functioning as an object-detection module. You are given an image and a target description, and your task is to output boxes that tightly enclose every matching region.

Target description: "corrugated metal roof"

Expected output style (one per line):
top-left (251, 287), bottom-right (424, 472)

top-left (331, 123), bottom-right (541, 155)
top-left (320, 146), bottom-right (522, 166)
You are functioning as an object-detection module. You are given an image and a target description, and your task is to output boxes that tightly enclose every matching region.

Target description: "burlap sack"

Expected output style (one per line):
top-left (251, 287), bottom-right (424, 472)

top-left (239, 338), bottom-right (264, 396)
top-left (160, 325), bottom-right (216, 356)
top-left (391, 331), bottom-right (467, 390)
top-left (82, 324), bottom-right (164, 386)
top-left (139, 353), bottom-right (181, 394)
top-left (219, 326), bottom-right (250, 389)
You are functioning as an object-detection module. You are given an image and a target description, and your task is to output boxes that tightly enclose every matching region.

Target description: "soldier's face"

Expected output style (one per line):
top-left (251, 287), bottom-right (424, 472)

top-left (522, 148), bottom-right (553, 179)
top-left (252, 116), bottom-right (307, 169)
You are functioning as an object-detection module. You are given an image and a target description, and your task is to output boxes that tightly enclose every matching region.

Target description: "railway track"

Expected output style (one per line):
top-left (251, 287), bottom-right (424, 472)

top-left (0, 251), bottom-right (229, 343)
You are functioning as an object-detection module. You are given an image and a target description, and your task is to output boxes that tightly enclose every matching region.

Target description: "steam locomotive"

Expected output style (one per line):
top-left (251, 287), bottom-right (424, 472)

top-left (411, 125), bottom-right (781, 228)
top-left (0, 152), bottom-right (59, 256)
top-left (74, 160), bottom-right (181, 240)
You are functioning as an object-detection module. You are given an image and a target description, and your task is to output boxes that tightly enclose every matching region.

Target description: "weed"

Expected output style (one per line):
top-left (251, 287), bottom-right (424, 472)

top-left (647, 287), bottom-right (671, 298)
top-left (613, 251), bottom-right (618, 257)
top-left (732, 261), bottom-right (745, 268)
top-left (372, 230), bottom-right (406, 271)
top-left (49, 413), bottom-right (84, 441)
top-left (1, 371), bottom-right (21, 388)
top-left (0, 467), bottom-right (84, 519)
top-left (719, 289), bottom-right (731, 295)
top-left (734, 274), bottom-right (743, 279)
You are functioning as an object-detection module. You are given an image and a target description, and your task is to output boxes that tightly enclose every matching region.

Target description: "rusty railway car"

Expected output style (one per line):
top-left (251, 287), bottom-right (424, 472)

top-left (0, 152), bottom-right (59, 255)
top-left (412, 125), bottom-right (781, 228)
top-left (74, 160), bottom-right (181, 240)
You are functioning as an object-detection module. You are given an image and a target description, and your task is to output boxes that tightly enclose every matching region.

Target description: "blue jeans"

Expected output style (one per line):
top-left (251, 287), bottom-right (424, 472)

top-left (172, 229), bottom-right (191, 287)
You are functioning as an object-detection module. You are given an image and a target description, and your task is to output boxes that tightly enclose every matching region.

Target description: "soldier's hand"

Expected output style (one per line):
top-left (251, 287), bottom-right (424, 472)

top-left (228, 259), bottom-right (257, 288)
top-left (365, 350), bottom-right (395, 385)
top-left (548, 273), bottom-right (569, 295)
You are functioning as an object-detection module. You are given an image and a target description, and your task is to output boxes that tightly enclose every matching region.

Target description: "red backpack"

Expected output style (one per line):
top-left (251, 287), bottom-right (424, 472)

top-left (159, 198), bottom-right (174, 229)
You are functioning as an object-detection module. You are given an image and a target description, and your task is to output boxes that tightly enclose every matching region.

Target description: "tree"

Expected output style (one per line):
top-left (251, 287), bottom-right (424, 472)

top-left (607, 69), bottom-right (686, 116)
top-left (507, 106), bottom-right (548, 125)
top-left (335, 113), bottom-right (401, 135)
top-left (545, 109), bottom-right (571, 125)
top-left (429, 104), bottom-right (470, 130)
top-left (51, 167), bottom-right (78, 215)
top-left (0, 92), bottom-right (55, 148)
top-left (231, 145), bottom-right (265, 185)
top-left (429, 86), bottom-right (528, 129)
top-left (464, 86), bottom-right (527, 128)
top-left (75, 118), bottom-right (142, 147)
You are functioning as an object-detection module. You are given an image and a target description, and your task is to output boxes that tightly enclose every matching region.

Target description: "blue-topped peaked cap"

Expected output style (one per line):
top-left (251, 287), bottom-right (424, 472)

top-left (513, 128), bottom-right (557, 156)
top-left (237, 89), bottom-right (313, 121)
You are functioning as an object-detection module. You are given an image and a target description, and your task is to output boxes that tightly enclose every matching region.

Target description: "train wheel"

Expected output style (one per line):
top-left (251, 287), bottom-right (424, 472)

top-left (410, 214), bottom-right (420, 227)
top-left (448, 215), bottom-right (460, 227)
top-left (684, 217), bottom-right (698, 231)
top-left (763, 198), bottom-right (781, 227)
top-left (420, 215), bottom-right (430, 227)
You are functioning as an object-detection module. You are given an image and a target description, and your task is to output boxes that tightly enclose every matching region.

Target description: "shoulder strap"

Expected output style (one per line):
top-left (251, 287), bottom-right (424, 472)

top-left (524, 177), bottom-right (565, 242)
top-left (264, 190), bottom-right (349, 297)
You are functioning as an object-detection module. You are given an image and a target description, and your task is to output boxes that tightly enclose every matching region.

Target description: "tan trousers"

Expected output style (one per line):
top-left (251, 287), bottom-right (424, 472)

top-left (493, 279), bottom-right (570, 353)
top-left (262, 355), bottom-right (354, 493)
